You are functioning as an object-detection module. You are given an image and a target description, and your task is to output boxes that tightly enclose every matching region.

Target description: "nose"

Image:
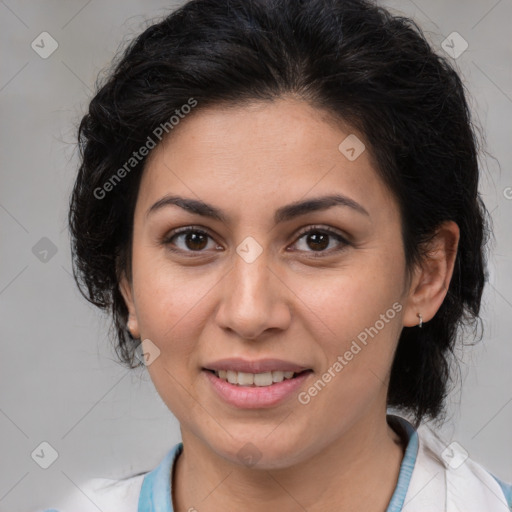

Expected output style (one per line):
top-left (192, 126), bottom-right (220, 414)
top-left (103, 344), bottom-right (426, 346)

top-left (214, 247), bottom-right (292, 341)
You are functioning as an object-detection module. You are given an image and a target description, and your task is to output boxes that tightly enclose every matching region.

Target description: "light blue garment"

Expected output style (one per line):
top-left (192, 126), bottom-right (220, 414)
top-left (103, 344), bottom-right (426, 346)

top-left (138, 442), bottom-right (182, 512)
top-left (494, 474), bottom-right (512, 510)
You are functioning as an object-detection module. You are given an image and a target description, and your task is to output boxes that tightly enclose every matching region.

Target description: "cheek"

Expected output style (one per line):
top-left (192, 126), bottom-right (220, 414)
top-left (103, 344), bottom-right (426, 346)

top-left (132, 262), bottom-right (217, 416)
top-left (291, 256), bottom-right (404, 373)
top-left (131, 254), bottom-right (221, 361)
top-left (297, 261), bottom-right (403, 332)
top-left (293, 272), bottom-right (403, 428)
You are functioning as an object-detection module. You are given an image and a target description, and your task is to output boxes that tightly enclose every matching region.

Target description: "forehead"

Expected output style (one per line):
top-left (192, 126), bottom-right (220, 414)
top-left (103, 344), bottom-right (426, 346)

top-left (136, 98), bottom-right (398, 224)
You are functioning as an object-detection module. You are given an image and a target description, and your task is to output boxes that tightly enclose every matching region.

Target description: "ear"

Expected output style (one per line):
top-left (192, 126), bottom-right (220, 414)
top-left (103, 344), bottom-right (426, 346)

top-left (402, 220), bottom-right (460, 328)
top-left (119, 272), bottom-right (140, 339)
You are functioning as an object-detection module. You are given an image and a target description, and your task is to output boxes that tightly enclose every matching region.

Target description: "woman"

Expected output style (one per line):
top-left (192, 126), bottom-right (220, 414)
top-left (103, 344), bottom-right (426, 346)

top-left (44, 0), bottom-right (512, 510)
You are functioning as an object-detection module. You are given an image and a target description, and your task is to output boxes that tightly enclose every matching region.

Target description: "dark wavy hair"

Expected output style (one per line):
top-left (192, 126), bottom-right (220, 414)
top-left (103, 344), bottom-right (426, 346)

top-left (68, 0), bottom-right (491, 428)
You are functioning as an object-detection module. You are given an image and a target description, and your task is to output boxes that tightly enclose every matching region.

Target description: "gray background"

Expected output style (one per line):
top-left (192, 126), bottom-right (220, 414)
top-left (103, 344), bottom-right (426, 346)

top-left (0, 1), bottom-right (511, 510)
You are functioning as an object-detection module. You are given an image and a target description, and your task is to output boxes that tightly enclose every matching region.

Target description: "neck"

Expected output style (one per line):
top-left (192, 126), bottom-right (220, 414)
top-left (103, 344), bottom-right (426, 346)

top-left (172, 412), bottom-right (406, 512)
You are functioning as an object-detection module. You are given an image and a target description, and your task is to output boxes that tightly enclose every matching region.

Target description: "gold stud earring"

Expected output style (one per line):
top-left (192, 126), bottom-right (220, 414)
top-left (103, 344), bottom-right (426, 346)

top-left (417, 313), bottom-right (423, 328)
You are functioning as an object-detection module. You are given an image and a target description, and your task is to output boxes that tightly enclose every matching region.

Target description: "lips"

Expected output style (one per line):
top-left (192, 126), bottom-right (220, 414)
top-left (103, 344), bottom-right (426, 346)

top-left (202, 357), bottom-right (311, 374)
top-left (203, 367), bottom-right (313, 408)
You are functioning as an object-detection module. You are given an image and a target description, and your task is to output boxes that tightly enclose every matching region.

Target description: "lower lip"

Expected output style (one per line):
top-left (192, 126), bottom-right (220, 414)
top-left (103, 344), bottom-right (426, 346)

top-left (203, 370), bottom-right (313, 409)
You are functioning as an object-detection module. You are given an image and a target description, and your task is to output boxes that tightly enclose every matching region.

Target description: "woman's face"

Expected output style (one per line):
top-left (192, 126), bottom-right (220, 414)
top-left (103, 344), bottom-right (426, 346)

top-left (120, 98), bottom-right (417, 468)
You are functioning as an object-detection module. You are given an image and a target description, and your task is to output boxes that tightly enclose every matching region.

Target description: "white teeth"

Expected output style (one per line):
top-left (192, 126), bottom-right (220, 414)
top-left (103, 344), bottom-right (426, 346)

top-left (237, 372), bottom-right (254, 386)
top-left (227, 370), bottom-right (238, 384)
top-left (214, 369), bottom-right (299, 386)
top-left (254, 372), bottom-right (273, 386)
top-left (272, 370), bottom-right (284, 382)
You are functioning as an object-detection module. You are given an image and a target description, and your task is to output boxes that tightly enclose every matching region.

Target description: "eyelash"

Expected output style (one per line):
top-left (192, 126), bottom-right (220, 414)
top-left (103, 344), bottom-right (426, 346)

top-left (162, 225), bottom-right (350, 258)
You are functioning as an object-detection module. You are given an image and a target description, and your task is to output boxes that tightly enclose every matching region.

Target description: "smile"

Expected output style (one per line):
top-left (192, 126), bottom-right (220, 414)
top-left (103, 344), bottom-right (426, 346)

top-left (212, 369), bottom-right (300, 386)
top-left (203, 369), bottom-right (313, 408)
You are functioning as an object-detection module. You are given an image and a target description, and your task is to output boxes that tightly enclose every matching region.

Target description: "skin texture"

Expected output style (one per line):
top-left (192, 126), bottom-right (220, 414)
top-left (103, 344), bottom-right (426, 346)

top-left (119, 97), bottom-right (459, 511)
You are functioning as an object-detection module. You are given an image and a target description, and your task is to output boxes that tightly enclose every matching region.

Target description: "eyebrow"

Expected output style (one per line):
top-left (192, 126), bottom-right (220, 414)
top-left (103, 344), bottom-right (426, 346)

top-left (145, 193), bottom-right (370, 224)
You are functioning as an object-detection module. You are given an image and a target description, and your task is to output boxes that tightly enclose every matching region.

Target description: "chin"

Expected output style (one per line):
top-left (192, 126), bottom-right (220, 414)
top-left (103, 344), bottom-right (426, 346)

top-left (215, 435), bottom-right (308, 471)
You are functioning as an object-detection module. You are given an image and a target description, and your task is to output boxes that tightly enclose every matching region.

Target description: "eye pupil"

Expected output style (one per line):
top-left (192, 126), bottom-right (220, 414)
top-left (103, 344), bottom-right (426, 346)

top-left (186, 232), bottom-right (208, 250)
top-left (307, 232), bottom-right (329, 251)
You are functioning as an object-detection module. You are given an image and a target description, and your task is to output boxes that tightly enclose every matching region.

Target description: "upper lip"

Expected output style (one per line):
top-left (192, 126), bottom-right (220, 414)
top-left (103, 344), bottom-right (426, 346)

top-left (203, 358), bottom-right (311, 374)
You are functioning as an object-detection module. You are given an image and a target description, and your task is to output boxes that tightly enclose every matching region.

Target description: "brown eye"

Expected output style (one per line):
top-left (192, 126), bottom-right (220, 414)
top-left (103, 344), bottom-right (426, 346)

top-left (291, 227), bottom-right (350, 256)
top-left (182, 231), bottom-right (208, 250)
top-left (304, 232), bottom-right (330, 251)
top-left (163, 227), bottom-right (220, 253)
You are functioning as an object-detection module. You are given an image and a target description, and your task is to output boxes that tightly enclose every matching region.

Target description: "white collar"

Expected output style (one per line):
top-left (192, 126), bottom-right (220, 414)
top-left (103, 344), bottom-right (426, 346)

top-left (402, 420), bottom-right (510, 511)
